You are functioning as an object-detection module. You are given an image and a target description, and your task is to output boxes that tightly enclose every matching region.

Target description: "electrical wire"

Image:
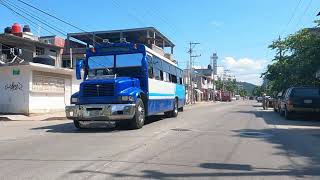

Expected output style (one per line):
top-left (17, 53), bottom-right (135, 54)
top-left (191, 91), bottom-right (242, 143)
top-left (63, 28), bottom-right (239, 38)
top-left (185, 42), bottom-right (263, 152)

top-left (2, 0), bottom-right (68, 37)
top-left (0, 0), bottom-right (58, 36)
top-left (294, 0), bottom-right (313, 29)
top-left (14, 0), bottom-right (103, 45)
top-left (280, 0), bottom-right (302, 36)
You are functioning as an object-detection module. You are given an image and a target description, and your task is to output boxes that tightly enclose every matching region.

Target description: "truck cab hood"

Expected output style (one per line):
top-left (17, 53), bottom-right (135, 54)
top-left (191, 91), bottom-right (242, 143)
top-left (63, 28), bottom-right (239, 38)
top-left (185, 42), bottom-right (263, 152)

top-left (79, 77), bottom-right (141, 104)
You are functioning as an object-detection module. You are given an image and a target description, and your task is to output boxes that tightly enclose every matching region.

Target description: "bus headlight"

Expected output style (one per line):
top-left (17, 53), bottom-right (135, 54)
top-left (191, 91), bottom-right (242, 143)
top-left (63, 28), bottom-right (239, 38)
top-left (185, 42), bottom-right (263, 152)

top-left (121, 96), bottom-right (134, 102)
top-left (71, 97), bottom-right (79, 104)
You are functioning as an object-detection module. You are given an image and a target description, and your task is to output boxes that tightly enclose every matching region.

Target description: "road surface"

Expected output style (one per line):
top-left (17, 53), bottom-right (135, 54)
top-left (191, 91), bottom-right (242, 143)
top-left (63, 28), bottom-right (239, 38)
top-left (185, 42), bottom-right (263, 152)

top-left (1, 101), bottom-right (320, 180)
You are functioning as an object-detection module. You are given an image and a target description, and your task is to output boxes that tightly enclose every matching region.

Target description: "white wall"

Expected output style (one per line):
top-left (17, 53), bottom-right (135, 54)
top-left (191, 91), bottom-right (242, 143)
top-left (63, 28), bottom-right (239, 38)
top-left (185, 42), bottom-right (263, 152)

top-left (28, 70), bottom-right (71, 114)
top-left (0, 63), bottom-right (81, 114)
top-left (0, 66), bottom-right (30, 114)
top-left (28, 66), bottom-right (80, 114)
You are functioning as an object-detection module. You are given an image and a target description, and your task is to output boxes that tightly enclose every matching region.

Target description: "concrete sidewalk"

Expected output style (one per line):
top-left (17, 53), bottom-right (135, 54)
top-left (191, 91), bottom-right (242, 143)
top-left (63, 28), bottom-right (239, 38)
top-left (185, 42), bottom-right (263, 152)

top-left (0, 111), bottom-right (67, 121)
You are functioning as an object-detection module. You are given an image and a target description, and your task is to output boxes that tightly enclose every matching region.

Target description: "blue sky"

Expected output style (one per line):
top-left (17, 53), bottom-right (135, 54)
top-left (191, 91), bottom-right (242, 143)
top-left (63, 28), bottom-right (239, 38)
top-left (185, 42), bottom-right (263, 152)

top-left (0, 0), bottom-right (319, 85)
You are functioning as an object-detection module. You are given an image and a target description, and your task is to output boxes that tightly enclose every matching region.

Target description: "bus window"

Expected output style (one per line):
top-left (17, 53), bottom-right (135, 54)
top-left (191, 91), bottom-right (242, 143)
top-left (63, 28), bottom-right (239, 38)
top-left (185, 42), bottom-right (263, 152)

top-left (160, 70), bottom-right (164, 81)
top-left (147, 55), bottom-right (154, 78)
top-left (164, 72), bottom-right (170, 82)
top-left (171, 74), bottom-right (177, 83)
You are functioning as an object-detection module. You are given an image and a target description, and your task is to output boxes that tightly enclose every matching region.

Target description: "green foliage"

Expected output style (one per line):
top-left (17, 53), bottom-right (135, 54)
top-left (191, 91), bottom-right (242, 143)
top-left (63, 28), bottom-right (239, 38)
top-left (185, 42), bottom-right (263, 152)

top-left (215, 79), bottom-right (237, 93)
top-left (262, 24), bottom-right (320, 94)
top-left (252, 86), bottom-right (264, 96)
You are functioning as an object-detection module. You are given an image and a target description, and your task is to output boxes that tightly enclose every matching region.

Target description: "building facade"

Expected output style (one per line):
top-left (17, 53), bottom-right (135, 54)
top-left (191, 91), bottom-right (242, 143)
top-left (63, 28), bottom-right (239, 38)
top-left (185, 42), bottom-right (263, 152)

top-left (0, 23), bottom-right (80, 114)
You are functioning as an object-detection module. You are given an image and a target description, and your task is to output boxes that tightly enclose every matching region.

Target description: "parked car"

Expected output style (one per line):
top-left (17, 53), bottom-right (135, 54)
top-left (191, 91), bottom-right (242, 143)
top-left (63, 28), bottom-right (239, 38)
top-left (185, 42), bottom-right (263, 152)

top-left (249, 96), bottom-right (254, 100)
top-left (273, 91), bottom-right (284, 112)
top-left (256, 96), bottom-right (263, 102)
top-left (279, 87), bottom-right (320, 119)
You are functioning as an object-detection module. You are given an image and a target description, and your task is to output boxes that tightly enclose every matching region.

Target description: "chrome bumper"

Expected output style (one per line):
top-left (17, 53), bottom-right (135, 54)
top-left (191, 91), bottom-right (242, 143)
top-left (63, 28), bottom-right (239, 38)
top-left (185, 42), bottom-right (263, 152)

top-left (65, 104), bottom-right (135, 121)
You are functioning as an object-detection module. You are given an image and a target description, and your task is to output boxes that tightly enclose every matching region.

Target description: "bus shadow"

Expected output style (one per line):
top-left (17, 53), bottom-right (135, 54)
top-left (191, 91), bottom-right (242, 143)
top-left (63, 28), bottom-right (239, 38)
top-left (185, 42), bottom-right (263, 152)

top-left (31, 114), bottom-right (166, 133)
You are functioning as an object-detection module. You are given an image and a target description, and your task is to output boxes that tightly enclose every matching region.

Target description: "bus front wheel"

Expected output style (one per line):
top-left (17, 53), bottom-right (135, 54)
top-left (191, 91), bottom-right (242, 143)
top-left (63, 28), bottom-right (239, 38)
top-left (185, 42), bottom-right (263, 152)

top-left (129, 98), bottom-right (145, 129)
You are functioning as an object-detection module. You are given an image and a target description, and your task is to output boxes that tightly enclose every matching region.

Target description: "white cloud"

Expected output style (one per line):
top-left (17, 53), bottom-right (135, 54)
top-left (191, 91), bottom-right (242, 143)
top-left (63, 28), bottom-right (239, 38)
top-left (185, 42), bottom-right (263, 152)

top-left (222, 57), bottom-right (267, 85)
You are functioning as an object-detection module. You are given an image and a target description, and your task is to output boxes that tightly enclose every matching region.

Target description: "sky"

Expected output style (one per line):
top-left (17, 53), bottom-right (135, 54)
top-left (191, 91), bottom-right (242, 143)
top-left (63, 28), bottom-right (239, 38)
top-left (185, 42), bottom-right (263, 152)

top-left (0, 0), bottom-right (319, 85)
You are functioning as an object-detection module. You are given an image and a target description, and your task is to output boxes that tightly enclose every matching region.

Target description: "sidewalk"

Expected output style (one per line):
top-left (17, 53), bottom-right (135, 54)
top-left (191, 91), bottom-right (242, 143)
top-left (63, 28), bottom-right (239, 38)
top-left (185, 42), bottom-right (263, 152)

top-left (0, 111), bottom-right (67, 121)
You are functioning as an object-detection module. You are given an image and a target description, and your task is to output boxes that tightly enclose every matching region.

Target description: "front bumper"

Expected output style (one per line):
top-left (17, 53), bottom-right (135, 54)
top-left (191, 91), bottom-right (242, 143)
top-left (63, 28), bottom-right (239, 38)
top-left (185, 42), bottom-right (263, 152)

top-left (65, 104), bottom-right (135, 121)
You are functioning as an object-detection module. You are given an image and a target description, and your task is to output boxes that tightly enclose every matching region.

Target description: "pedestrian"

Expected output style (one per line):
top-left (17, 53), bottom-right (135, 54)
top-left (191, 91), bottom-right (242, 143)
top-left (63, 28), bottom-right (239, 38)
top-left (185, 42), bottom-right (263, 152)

top-left (262, 93), bottom-right (268, 110)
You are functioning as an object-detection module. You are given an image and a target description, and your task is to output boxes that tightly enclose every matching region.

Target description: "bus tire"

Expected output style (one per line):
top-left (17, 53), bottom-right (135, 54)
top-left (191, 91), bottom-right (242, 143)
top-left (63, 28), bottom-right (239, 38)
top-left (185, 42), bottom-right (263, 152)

top-left (165, 99), bottom-right (178, 118)
top-left (129, 98), bottom-right (145, 129)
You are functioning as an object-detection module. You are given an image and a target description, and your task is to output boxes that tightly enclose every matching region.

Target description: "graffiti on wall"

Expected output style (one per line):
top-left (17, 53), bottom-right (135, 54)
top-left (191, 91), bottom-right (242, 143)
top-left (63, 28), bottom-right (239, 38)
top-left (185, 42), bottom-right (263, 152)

top-left (4, 82), bottom-right (23, 91)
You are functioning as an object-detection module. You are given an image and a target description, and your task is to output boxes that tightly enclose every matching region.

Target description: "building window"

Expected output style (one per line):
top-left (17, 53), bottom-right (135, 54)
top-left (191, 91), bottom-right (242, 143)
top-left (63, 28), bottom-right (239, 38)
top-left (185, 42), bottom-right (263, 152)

top-left (36, 47), bottom-right (45, 56)
top-left (62, 59), bottom-right (71, 68)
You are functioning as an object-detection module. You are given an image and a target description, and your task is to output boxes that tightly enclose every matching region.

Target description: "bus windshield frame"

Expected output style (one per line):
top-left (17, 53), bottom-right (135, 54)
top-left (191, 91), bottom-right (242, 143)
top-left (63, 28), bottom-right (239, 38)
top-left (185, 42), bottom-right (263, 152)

top-left (87, 53), bottom-right (144, 78)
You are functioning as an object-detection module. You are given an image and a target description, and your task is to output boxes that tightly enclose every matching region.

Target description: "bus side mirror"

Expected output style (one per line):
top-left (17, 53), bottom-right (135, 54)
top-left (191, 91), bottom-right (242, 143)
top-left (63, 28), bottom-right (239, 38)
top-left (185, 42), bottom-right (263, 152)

top-left (76, 59), bottom-right (84, 80)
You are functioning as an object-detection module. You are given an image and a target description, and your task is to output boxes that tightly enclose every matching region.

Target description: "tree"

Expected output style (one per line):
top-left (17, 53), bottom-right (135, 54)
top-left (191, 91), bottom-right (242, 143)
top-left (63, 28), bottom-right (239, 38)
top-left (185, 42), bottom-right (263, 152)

top-left (262, 21), bottom-right (320, 93)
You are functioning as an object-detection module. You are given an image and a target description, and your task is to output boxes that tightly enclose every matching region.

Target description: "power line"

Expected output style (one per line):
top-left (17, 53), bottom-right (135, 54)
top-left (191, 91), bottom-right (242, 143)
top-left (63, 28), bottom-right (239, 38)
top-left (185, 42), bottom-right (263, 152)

top-left (2, 0), bottom-right (68, 37)
top-left (16, 0), bottom-right (87, 33)
top-left (280, 0), bottom-right (302, 36)
top-left (294, 0), bottom-right (313, 29)
top-left (0, 0), bottom-right (58, 35)
top-left (14, 0), bottom-right (104, 45)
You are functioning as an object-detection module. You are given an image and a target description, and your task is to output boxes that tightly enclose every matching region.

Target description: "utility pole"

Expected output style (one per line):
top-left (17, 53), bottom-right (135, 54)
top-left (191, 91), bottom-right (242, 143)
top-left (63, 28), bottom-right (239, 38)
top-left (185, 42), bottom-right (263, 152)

top-left (188, 42), bottom-right (201, 104)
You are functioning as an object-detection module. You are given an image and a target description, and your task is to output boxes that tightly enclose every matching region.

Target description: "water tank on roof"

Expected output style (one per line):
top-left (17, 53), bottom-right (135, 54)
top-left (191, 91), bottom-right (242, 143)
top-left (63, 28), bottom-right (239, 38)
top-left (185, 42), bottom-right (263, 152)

top-left (4, 27), bottom-right (12, 33)
top-left (11, 23), bottom-right (21, 33)
top-left (23, 25), bottom-right (31, 33)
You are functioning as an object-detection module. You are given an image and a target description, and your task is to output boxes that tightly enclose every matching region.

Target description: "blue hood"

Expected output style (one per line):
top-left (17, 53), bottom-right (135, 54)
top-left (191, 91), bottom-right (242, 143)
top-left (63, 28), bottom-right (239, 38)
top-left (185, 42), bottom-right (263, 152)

top-left (79, 77), bottom-right (141, 104)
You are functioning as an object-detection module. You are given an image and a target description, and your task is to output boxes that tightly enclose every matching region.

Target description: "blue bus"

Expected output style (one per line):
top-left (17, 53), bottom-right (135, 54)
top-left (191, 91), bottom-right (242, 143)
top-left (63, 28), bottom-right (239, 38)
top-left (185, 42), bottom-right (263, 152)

top-left (65, 42), bottom-right (185, 129)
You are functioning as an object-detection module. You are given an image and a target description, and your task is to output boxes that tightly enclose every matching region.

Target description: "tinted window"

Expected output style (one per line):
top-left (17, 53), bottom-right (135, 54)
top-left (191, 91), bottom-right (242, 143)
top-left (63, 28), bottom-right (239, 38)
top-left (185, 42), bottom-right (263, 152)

top-left (147, 55), bottom-right (154, 78)
top-left (116, 53), bottom-right (142, 67)
top-left (88, 55), bottom-right (114, 69)
top-left (153, 56), bottom-right (162, 80)
top-left (292, 88), bottom-right (320, 97)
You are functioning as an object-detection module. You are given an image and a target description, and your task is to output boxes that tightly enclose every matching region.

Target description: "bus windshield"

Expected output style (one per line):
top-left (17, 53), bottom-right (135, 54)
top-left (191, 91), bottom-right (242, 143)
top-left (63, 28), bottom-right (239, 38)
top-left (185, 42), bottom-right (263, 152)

top-left (87, 53), bottom-right (143, 78)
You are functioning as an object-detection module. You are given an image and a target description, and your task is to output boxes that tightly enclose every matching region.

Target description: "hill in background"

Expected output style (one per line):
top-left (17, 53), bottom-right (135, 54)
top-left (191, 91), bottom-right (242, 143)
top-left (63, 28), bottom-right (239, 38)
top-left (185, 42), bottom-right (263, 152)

top-left (236, 82), bottom-right (257, 96)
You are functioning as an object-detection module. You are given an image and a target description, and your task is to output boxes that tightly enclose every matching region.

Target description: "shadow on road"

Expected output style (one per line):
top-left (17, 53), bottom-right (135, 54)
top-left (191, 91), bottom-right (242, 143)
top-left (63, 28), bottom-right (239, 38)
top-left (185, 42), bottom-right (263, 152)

top-left (31, 115), bottom-right (167, 133)
top-left (68, 165), bottom-right (320, 179)
top-left (228, 104), bottom-right (320, 179)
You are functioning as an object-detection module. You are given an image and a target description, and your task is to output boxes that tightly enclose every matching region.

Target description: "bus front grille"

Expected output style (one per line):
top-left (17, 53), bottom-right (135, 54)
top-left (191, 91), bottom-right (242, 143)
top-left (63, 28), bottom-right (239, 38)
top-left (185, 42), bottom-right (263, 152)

top-left (83, 83), bottom-right (114, 97)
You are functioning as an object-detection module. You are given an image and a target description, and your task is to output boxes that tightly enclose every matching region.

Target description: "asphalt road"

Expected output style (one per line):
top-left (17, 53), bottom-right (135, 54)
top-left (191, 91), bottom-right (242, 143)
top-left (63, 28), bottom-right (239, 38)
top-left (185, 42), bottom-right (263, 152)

top-left (1, 101), bottom-right (320, 180)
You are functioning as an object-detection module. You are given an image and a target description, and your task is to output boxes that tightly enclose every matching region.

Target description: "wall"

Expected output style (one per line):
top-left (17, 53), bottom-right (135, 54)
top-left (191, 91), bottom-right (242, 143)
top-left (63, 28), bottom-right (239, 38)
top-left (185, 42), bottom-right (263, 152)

top-left (28, 70), bottom-right (71, 113)
top-left (0, 66), bottom-right (30, 114)
top-left (0, 63), bottom-right (80, 114)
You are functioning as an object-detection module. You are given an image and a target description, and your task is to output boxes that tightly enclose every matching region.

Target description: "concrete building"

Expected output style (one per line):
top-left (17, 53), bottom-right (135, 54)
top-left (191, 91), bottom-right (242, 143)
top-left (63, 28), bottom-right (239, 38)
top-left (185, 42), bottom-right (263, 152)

top-left (63, 27), bottom-right (176, 68)
top-left (0, 23), bottom-right (80, 114)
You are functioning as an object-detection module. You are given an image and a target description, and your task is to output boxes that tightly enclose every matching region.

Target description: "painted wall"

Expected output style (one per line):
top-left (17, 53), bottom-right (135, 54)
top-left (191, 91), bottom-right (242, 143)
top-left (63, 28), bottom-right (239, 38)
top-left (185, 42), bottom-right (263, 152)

top-left (28, 66), bottom-right (81, 114)
top-left (0, 64), bottom-right (81, 114)
top-left (0, 66), bottom-right (30, 114)
top-left (28, 70), bottom-right (71, 114)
